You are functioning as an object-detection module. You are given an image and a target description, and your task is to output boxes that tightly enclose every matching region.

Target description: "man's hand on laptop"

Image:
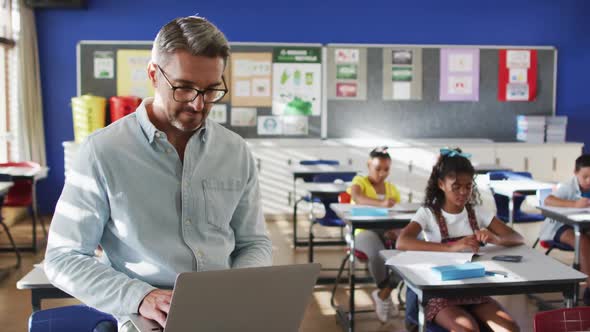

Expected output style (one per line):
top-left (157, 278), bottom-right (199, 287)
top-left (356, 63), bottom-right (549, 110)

top-left (139, 289), bottom-right (173, 327)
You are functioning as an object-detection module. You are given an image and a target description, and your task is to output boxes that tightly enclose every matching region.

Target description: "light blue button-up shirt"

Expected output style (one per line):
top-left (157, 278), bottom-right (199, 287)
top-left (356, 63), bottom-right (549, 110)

top-left (539, 176), bottom-right (582, 241)
top-left (45, 98), bottom-right (272, 322)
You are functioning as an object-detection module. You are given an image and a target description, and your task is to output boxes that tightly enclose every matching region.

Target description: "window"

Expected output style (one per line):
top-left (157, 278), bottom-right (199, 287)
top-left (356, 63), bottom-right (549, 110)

top-left (0, 0), bottom-right (17, 162)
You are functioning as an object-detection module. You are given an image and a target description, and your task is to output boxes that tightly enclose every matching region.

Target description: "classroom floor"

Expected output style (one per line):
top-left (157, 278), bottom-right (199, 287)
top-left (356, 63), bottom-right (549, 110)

top-left (0, 215), bottom-right (578, 332)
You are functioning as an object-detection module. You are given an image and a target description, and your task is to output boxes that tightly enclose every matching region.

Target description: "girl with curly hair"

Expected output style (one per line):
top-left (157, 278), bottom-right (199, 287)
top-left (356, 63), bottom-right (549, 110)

top-left (397, 148), bottom-right (523, 332)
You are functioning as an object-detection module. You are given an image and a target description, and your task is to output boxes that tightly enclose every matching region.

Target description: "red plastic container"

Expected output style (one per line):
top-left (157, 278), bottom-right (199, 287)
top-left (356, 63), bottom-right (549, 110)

top-left (109, 96), bottom-right (142, 123)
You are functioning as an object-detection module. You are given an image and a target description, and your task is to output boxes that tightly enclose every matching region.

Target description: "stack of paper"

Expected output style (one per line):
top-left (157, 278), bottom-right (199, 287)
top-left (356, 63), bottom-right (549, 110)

top-left (385, 251), bottom-right (474, 269)
top-left (516, 115), bottom-right (546, 143)
top-left (546, 116), bottom-right (568, 143)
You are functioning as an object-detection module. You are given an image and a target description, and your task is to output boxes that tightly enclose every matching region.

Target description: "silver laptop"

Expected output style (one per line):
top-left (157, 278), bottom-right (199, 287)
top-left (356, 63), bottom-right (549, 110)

top-left (130, 263), bottom-right (320, 332)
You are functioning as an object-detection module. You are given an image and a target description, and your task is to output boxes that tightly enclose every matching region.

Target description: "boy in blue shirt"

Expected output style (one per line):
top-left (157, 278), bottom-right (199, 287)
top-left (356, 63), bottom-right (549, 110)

top-left (539, 154), bottom-right (590, 304)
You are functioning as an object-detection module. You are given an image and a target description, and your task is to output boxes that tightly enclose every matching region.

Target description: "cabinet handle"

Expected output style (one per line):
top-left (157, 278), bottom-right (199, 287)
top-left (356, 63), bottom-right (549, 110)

top-left (552, 157), bottom-right (557, 172)
top-left (495, 157), bottom-right (500, 166)
top-left (408, 161), bottom-right (413, 173)
top-left (256, 158), bottom-right (261, 172)
top-left (287, 159), bottom-right (292, 166)
top-left (348, 158), bottom-right (353, 166)
top-left (408, 192), bottom-right (413, 203)
top-left (524, 157), bottom-right (529, 171)
top-left (288, 192), bottom-right (292, 206)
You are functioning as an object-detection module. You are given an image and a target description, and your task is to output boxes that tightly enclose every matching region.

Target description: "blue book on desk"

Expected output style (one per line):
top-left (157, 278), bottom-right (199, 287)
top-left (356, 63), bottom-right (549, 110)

top-left (349, 207), bottom-right (389, 217)
top-left (431, 263), bottom-right (486, 281)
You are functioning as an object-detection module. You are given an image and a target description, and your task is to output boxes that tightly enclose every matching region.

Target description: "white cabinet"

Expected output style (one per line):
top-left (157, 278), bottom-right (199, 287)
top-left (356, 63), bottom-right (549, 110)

top-left (553, 144), bottom-right (584, 181)
top-left (461, 145), bottom-right (497, 165)
top-left (495, 145), bottom-right (553, 180)
top-left (495, 143), bottom-right (583, 182)
top-left (249, 140), bottom-right (584, 218)
top-left (251, 147), bottom-right (293, 216)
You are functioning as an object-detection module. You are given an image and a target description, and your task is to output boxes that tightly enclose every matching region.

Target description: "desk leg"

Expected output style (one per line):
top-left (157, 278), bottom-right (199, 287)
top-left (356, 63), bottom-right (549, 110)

top-left (32, 290), bottom-right (41, 312)
top-left (31, 187), bottom-right (38, 252)
top-left (293, 178), bottom-right (297, 246)
top-left (574, 225), bottom-right (582, 305)
top-left (508, 196), bottom-right (514, 228)
top-left (564, 284), bottom-right (576, 308)
top-left (418, 299), bottom-right (426, 332)
top-left (348, 227), bottom-right (356, 332)
top-left (574, 225), bottom-right (581, 270)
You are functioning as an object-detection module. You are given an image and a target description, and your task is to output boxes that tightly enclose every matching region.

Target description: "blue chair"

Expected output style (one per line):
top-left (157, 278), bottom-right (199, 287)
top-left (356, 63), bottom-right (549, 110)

top-left (29, 305), bottom-right (117, 332)
top-left (489, 171), bottom-right (545, 223)
top-left (405, 288), bottom-right (448, 332)
top-left (293, 160), bottom-right (340, 246)
top-left (307, 172), bottom-right (356, 263)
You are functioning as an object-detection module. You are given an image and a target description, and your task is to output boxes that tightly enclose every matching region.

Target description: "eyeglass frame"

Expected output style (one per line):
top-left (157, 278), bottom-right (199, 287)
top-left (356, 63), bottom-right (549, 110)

top-left (155, 64), bottom-right (228, 104)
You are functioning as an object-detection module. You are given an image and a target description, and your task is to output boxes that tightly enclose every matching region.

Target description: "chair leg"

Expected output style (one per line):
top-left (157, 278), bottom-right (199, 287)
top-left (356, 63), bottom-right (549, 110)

top-left (330, 253), bottom-right (349, 308)
top-left (0, 220), bottom-right (21, 268)
top-left (397, 280), bottom-right (406, 310)
top-left (308, 221), bottom-right (315, 263)
top-left (292, 197), bottom-right (307, 246)
top-left (293, 199), bottom-right (299, 246)
top-left (532, 237), bottom-right (540, 249)
top-left (29, 206), bottom-right (37, 252)
top-left (39, 214), bottom-right (48, 238)
top-left (545, 248), bottom-right (553, 255)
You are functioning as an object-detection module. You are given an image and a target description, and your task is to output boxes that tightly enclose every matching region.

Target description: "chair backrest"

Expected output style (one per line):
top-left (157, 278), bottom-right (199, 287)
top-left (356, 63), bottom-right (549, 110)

top-left (488, 171), bottom-right (533, 181)
top-left (312, 172), bottom-right (356, 184)
top-left (0, 161), bottom-right (41, 170)
top-left (0, 162), bottom-right (40, 206)
top-left (311, 173), bottom-right (355, 221)
top-left (299, 159), bottom-right (340, 166)
top-left (29, 305), bottom-right (117, 332)
top-left (534, 307), bottom-right (590, 332)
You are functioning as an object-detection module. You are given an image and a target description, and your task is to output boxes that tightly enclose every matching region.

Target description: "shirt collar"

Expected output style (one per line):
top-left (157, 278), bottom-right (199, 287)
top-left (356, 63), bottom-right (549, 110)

top-left (136, 97), bottom-right (209, 144)
top-left (573, 176), bottom-right (583, 196)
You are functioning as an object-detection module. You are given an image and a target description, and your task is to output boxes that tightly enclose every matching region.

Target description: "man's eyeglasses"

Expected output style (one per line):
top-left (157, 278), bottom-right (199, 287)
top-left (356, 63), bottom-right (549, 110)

top-left (156, 64), bottom-right (228, 104)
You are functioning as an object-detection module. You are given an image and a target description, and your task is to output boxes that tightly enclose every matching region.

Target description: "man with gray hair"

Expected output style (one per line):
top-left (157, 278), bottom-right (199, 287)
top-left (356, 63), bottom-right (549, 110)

top-left (45, 16), bottom-right (272, 330)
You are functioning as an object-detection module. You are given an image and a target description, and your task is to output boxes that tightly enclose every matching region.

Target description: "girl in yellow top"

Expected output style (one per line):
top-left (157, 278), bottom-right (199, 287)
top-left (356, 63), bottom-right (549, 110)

top-left (347, 146), bottom-right (401, 322)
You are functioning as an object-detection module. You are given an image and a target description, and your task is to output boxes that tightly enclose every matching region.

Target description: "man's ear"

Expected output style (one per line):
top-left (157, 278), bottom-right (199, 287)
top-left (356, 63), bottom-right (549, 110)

top-left (147, 62), bottom-right (157, 88)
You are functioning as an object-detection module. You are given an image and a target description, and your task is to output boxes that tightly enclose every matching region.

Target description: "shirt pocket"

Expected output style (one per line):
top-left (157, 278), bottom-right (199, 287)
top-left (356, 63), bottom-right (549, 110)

top-left (202, 178), bottom-right (244, 230)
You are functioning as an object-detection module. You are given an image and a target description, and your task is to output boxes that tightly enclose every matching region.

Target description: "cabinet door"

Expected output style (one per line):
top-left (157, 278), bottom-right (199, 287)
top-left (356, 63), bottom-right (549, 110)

top-left (495, 145), bottom-right (526, 173)
top-left (495, 144), bottom-right (554, 181)
top-left (251, 147), bottom-right (293, 216)
top-left (461, 145), bottom-right (496, 165)
top-left (524, 146), bottom-right (554, 181)
top-left (553, 145), bottom-right (583, 181)
top-left (388, 148), bottom-right (412, 202)
top-left (405, 147), bottom-right (438, 203)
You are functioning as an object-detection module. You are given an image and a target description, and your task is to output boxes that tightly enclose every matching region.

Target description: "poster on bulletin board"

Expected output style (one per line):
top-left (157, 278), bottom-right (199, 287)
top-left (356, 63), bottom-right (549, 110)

top-left (498, 49), bottom-right (537, 102)
top-left (116, 50), bottom-right (154, 98)
top-left (439, 48), bottom-right (480, 101)
top-left (382, 48), bottom-right (423, 100)
top-left (230, 52), bottom-right (272, 107)
top-left (272, 47), bottom-right (322, 116)
top-left (327, 47), bottom-right (368, 100)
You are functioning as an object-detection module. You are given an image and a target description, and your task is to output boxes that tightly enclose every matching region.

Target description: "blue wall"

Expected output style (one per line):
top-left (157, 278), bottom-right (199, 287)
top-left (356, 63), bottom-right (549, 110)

top-left (35, 0), bottom-right (590, 213)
